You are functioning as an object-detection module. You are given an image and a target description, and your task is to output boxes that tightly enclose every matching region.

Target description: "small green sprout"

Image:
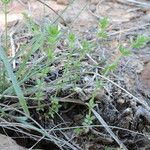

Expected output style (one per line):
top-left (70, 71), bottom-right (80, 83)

top-left (47, 48), bottom-right (55, 60)
top-left (1, 0), bottom-right (10, 4)
top-left (47, 25), bottom-right (60, 37)
top-left (83, 114), bottom-right (95, 126)
top-left (49, 97), bottom-right (62, 118)
top-left (87, 97), bottom-right (97, 110)
top-left (131, 35), bottom-right (150, 49)
top-left (47, 25), bottom-right (60, 44)
top-left (83, 98), bottom-right (96, 127)
top-left (68, 32), bottom-right (76, 43)
top-left (119, 45), bottom-right (132, 56)
top-left (98, 17), bottom-right (110, 39)
top-left (103, 63), bottom-right (118, 75)
top-left (99, 17), bottom-right (110, 30)
top-left (74, 128), bottom-right (83, 135)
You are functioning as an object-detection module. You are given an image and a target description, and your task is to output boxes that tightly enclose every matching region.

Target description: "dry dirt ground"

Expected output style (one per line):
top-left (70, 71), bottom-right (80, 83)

top-left (0, 0), bottom-right (150, 149)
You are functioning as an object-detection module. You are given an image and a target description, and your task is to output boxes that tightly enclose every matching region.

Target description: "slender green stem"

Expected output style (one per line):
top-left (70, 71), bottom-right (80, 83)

top-left (1, 2), bottom-right (8, 92)
top-left (4, 3), bottom-right (8, 50)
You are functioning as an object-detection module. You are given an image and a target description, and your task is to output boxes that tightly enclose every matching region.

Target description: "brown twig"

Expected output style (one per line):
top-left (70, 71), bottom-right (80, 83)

top-left (36, 0), bottom-right (67, 25)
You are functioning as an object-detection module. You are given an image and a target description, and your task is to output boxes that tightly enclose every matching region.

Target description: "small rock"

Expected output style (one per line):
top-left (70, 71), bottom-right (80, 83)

top-left (136, 62), bottom-right (144, 73)
top-left (142, 10), bottom-right (150, 23)
top-left (139, 62), bottom-right (150, 96)
top-left (91, 0), bottom-right (99, 5)
top-left (117, 98), bottom-right (125, 105)
top-left (89, 4), bottom-right (96, 12)
top-left (57, 0), bottom-right (69, 5)
top-left (0, 134), bottom-right (26, 150)
top-left (131, 59), bottom-right (144, 73)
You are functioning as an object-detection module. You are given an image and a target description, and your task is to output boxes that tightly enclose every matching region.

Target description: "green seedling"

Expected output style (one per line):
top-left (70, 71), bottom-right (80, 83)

top-left (46, 25), bottom-right (60, 61)
top-left (49, 97), bottom-right (62, 118)
top-left (83, 97), bottom-right (96, 128)
top-left (68, 32), bottom-right (76, 43)
top-left (47, 25), bottom-right (60, 44)
top-left (83, 114), bottom-right (95, 126)
top-left (98, 17), bottom-right (110, 39)
top-left (119, 45), bottom-right (132, 56)
top-left (74, 128), bottom-right (83, 135)
top-left (99, 17), bottom-right (110, 30)
top-left (1, 0), bottom-right (10, 4)
top-left (103, 44), bottom-right (132, 75)
top-left (131, 35), bottom-right (150, 49)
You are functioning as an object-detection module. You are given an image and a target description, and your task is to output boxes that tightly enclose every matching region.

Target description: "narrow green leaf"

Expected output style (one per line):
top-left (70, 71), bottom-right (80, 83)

top-left (0, 46), bottom-right (30, 116)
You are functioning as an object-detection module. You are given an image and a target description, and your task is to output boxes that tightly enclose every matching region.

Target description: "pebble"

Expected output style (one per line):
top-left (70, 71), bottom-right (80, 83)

top-left (117, 98), bottom-right (125, 104)
top-left (89, 4), bottom-right (96, 13)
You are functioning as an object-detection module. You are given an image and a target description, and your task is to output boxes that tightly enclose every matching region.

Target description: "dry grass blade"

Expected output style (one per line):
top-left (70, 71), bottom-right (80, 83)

top-left (126, 0), bottom-right (150, 8)
top-left (92, 109), bottom-right (128, 150)
top-left (117, 0), bottom-right (150, 8)
top-left (109, 23), bottom-right (150, 36)
top-left (0, 103), bottom-right (81, 149)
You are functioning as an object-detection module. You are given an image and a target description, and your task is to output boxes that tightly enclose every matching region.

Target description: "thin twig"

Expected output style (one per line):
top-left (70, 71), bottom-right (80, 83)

top-left (0, 94), bottom-right (85, 106)
top-left (127, 0), bottom-right (150, 8)
top-left (29, 135), bottom-right (45, 150)
top-left (116, 0), bottom-right (150, 8)
top-left (109, 23), bottom-right (150, 36)
top-left (92, 108), bottom-right (128, 150)
top-left (36, 0), bottom-right (67, 25)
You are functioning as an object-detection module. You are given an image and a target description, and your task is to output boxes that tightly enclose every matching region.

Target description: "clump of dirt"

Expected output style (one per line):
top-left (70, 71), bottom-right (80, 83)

top-left (0, 133), bottom-right (26, 150)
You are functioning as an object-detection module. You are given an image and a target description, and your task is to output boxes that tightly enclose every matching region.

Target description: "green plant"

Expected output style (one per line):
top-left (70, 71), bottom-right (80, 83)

top-left (0, 0), bottom-right (10, 93)
top-left (82, 97), bottom-right (96, 128)
top-left (74, 127), bottom-right (83, 135)
top-left (35, 79), bottom-right (45, 109)
top-left (48, 97), bottom-right (62, 118)
top-left (103, 35), bottom-right (149, 76)
top-left (1, 0), bottom-right (10, 49)
top-left (0, 0), bottom-right (30, 115)
top-left (131, 35), bottom-right (150, 49)
top-left (81, 20), bottom-right (150, 133)
top-left (118, 44), bottom-right (131, 56)
top-left (98, 17), bottom-right (109, 39)
top-left (0, 46), bottom-right (30, 115)
top-left (62, 32), bottom-right (79, 84)
top-left (0, 3), bottom-right (149, 147)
